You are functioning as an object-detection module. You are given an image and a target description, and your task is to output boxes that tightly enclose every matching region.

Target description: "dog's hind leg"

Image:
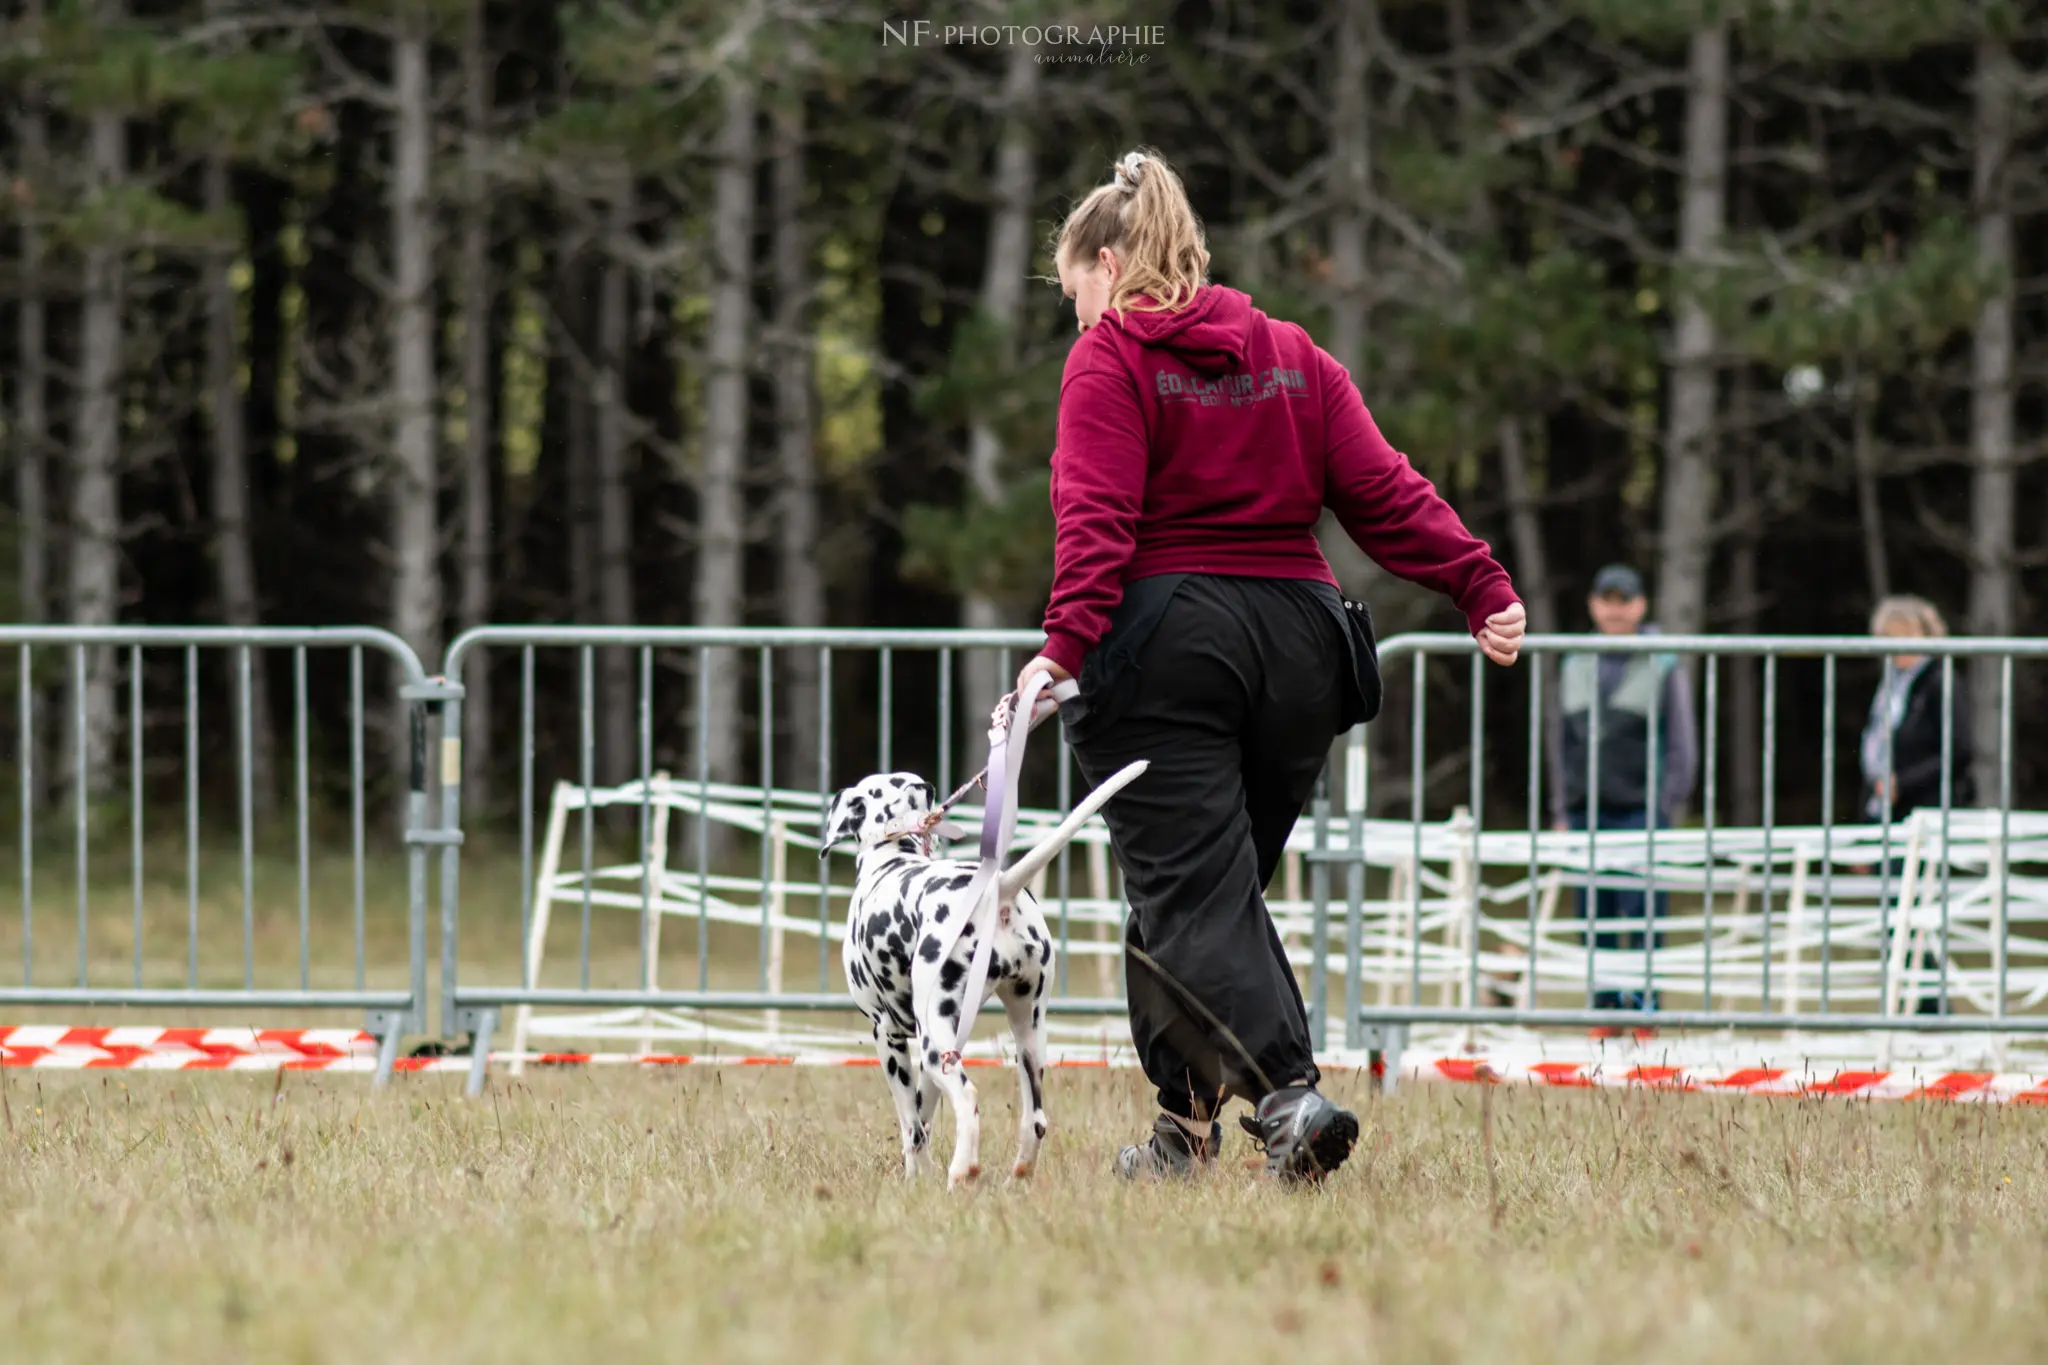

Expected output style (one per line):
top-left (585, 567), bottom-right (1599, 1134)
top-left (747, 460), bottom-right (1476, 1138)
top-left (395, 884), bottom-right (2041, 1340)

top-left (917, 1029), bottom-right (982, 1189)
top-left (1001, 981), bottom-right (1049, 1180)
top-left (915, 1057), bottom-right (940, 1153)
top-left (873, 1024), bottom-right (925, 1177)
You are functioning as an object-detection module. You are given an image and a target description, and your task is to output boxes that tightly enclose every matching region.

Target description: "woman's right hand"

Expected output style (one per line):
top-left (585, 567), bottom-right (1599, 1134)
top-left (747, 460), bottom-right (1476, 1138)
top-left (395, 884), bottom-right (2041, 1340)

top-left (1478, 601), bottom-right (1526, 666)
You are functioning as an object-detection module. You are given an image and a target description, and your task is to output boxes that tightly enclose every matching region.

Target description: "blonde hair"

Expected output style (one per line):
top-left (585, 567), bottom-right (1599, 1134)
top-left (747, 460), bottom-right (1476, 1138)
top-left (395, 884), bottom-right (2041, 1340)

top-left (1870, 594), bottom-right (1948, 639)
top-left (1055, 149), bottom-right (1209, 314)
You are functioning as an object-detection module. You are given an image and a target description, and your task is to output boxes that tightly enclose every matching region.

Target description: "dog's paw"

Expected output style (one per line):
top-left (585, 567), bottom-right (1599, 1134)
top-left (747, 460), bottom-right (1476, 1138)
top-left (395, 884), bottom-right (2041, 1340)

top-left (1010, 1159), bottom-right (1036, 1181)
top-left (948, 1163), bottom-right (981, 1190)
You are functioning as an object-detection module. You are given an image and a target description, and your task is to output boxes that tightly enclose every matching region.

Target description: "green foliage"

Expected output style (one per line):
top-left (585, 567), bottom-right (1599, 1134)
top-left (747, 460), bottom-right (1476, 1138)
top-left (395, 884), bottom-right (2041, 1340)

top-left (1744, 0), bottom-right (1972, 57)
top-left (520, 91), bottom-right (704, 176)
top-left (55, 184), bottom-right (233, 250)
top-left (1710, 218), bottom-right (2002, 368)
top-left (1561, 0), bottom-right (1743, 44)
top-left (900, 474), bottom-right (1057, 606)
top-left (4, 7), bottom-right (303, 162)
top-left (1378, 137), bottom-right (1524, 223)
top-left (912, 309), bottom-right (1062, 460)
top-left (161, 50), bottom-right (303, 160)
top-left (1388, 247), bottom-right (1655, 456)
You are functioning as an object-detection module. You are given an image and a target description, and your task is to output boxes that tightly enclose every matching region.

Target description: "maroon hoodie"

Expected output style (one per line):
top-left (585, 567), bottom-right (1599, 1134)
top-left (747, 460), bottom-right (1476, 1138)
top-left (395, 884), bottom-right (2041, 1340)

top-left (1039, 284), bottom-right (1518, 677)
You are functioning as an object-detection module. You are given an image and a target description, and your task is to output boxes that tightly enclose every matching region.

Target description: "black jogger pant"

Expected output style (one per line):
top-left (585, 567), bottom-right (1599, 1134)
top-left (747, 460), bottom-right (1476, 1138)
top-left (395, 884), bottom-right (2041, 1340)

top-left (1066, 575), bottom-right (1350, 1119)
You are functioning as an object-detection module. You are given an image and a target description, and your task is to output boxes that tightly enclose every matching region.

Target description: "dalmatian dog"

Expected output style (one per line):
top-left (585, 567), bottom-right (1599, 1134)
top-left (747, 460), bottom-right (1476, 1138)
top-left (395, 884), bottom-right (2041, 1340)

top-left (822, 764), bottom-right (1146, 1188)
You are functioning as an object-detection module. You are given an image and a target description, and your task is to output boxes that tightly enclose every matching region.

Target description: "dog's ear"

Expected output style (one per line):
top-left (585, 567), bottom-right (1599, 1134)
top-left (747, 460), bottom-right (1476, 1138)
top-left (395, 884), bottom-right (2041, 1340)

top-left (818, 790), bottom-right (844, 859)
top-left (915, 779), bottom-right (937, 811)
top-left (819, 789), bottom-right (866, 858)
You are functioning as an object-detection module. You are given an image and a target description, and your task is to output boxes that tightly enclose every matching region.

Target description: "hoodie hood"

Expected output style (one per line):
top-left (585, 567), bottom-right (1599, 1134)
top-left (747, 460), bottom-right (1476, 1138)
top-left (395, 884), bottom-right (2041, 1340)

top-left (1114, 284), bottom-right (1253, 376)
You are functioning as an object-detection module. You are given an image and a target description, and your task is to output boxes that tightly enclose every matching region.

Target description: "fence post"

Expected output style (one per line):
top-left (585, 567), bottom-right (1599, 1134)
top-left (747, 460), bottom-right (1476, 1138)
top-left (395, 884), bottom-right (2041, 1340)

top-left (400, 677), bottom-right (466, 1048)
top-left (1309, 786), bottom-right (1330, 1045)
top-left (1344, 725), bottom-right (1367, 1051)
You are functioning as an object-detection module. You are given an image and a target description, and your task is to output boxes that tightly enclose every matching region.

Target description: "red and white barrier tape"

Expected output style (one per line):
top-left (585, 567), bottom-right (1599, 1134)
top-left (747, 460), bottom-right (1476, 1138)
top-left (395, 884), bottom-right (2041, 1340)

top-left (12, 1026), bottom-right (2048, 1103)
top-left (0, 1026), bottom-right (1129, 1074)
top-left (1411, 1055), bottom-right (2048, 1104)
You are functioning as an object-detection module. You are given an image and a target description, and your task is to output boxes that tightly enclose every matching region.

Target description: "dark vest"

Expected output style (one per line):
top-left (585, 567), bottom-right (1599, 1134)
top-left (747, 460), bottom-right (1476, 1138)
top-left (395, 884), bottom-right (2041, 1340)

top-left (1558, 649), bottom-right (1675, 814)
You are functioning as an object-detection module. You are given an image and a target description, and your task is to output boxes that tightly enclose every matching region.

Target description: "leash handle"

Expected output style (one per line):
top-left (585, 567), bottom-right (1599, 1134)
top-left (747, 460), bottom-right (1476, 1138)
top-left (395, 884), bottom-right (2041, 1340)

top-left (935, 674), bottom-right (1076, 816)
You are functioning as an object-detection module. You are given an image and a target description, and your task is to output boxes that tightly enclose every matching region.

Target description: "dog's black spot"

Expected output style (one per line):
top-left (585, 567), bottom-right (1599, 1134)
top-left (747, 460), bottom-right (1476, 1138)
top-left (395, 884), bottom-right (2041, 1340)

top-left (933, 906), bottom-right (949, 924)
top-left (938, 959), bottom-right (965, 991)
top-left (944, 874), bottom-right (973, 892)
top-left (938, 998), bottom-right (957, 1019)
top-left (865, 911), bottom-right (891, 941)
top-left (890, 776), bottom-right (905, 788)
top-left (918, 936), bottom-right (941, 963)
top-left (886, 1055), bottom-right (905, 1084)
top-left (925, 1046), bottom-right (940, 1068)
top-left (1034, 973), bottom-right (1047, 998)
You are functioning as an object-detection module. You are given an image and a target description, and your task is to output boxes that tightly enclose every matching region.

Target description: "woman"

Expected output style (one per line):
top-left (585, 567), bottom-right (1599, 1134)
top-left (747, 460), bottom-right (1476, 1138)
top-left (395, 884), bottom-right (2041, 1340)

top-left (1860, 595), bottom-right (1976, 820)
top-left (1859, 595), bottom-right (1975, 1016)
top-left (1013, 151), bottom-right (1525, 1183)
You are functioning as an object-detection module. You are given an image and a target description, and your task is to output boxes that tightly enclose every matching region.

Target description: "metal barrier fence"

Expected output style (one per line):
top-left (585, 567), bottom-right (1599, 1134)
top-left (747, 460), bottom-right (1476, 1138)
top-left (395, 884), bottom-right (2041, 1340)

top-left (435, 627), bottom-right (1108, 1090)
top-left (34, 623), bottom-right (2045, 1093)
top-left (1329, 633), bottom-right (2048, 1052)
top-left (432, 626), bottom-right (2048, 1095)
top-left (0, 627), bottom-right (436, 1082)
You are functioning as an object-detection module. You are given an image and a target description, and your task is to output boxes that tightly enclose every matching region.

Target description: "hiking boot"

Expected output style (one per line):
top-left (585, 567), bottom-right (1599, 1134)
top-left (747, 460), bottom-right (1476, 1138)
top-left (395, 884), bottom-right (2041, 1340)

top-left (1239, 1085), bottom-right (1358, 1184)
top-left (1115, 1112), bottom-right (1222, 1180)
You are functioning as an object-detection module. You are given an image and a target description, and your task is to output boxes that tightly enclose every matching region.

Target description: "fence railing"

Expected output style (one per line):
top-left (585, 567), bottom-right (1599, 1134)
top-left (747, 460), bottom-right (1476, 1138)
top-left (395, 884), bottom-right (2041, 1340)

top-left (0, 627), bottom-right (436, 1082)
top-left (1324, 633), bottom-right (2046, 1052)
top-left (434, 628), bottom-right (1097, 1068)
top-left (17, 622), bottom-right (2048, 1091)
top-left (429, 625), bottom-right (2048, 1095)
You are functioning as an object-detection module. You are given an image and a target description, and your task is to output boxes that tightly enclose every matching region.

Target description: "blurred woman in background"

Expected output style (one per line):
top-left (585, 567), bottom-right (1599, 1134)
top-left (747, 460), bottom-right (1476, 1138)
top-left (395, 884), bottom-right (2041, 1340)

top-left (1859, 594), bottom-right (1975, 1016)
top-left (1860, 595), bottom-right (1975, 821)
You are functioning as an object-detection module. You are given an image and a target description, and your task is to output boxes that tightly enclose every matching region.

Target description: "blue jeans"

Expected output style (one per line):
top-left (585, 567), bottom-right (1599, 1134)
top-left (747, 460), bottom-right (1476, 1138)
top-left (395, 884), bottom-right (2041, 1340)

top-left (1567, 808), bottom-right (1663, 1012)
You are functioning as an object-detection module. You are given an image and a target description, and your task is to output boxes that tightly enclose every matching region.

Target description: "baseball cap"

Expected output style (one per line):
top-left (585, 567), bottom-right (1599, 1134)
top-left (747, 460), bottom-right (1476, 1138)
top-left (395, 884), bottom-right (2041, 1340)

top-left (1590, 564), bottom-right (1645, 599)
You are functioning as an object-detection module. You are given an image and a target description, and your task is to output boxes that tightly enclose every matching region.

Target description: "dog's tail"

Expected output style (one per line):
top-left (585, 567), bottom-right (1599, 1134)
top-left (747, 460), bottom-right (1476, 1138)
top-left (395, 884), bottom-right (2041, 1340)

top-left (996, 760), bottom-right (1148, 901)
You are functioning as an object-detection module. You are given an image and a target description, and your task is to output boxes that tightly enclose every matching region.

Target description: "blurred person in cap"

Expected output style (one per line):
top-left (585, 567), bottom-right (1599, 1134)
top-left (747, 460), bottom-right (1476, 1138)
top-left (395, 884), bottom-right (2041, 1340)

top-left (1551, 564), bottom-right (1696, 1017)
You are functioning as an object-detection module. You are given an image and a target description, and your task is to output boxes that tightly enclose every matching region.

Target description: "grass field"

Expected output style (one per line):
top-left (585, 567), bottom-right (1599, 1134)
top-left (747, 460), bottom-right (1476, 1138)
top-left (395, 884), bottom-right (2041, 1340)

top-left (6, 1065), bottom-right (2048, 1363)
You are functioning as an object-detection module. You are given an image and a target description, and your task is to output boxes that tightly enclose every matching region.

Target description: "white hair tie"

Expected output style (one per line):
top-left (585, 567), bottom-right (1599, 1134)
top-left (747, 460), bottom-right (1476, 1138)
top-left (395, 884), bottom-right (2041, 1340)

top-left (1114, 152), bottom-right (1146, 192)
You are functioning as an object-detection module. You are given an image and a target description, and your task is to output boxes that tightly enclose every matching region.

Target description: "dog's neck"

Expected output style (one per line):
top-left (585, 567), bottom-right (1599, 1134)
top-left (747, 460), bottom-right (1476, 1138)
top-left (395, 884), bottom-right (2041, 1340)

top-left (857, 833), bottom-right (930, 863)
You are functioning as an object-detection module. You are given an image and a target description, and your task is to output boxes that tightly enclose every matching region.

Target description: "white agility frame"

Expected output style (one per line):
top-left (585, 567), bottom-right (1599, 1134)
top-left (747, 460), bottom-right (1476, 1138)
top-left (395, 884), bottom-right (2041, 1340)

top-left (501, 772), bottom-right (2048, 1069)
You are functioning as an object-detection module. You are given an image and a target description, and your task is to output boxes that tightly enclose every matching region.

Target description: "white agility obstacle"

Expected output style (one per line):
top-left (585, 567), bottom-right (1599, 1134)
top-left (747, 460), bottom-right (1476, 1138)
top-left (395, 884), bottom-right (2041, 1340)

top-left (505, 774), bottom-right (2048, 1073)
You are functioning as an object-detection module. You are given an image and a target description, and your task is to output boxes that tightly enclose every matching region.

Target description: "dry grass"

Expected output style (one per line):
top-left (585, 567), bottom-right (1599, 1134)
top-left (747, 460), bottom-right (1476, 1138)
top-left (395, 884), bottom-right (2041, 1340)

top-left (4, 1066), bottom-right (2048, 1362)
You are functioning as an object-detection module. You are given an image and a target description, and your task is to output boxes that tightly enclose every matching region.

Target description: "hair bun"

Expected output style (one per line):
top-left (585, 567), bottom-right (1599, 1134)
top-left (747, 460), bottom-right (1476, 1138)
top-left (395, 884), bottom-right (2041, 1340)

top-left (1114, 151), bottom-right (1147, 192)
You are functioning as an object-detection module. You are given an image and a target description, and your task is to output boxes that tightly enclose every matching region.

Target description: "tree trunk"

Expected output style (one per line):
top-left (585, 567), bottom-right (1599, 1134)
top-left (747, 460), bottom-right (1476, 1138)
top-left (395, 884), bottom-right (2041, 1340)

top-left (772, 99), bottom-right (824, 791)
top-left (695, 74), bottom-right (757, 796)
top-left (962, 41), bottom-right (1039, 755)
top-left (1847, 367), bottom-right (1888, 606)
top-left (1728, 440), bottom-right (1760, 829)
top-left (1655, 24), bottom-right (1728, 639)
top-left (561, 249), bottom-right (596, 624)
top-left (1320, 0), bottom-right (1388, 643)
top-left (389, 21), bottom-right (442, 779)
top-left (13, 58), bottom-right (49, 810)
top-left (595, 181), bottom-right (637, 784)
top-left (1325, 0), bottom-right (1370, 382)
top-left (66, 89), bottom-right (126, 800)
top-left (206, 153), bottom-right (277, 799)
top-left (458, 0), bottom-right (495, 816)
top-left (1498, 420), bottom-right (1565, 818)
top-left (1968, 35), bottom-right (2016, 808)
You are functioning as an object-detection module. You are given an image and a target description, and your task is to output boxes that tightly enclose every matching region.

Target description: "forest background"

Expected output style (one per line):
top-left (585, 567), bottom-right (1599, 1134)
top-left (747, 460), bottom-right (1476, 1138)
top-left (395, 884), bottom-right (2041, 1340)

top-left (3, 0), bottom-right (2044, 829)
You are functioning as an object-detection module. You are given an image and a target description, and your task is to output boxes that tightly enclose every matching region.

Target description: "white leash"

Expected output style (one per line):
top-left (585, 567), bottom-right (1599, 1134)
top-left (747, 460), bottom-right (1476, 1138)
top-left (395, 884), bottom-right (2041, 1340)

top-left (932, 670), bottom-right (1076, 1069)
